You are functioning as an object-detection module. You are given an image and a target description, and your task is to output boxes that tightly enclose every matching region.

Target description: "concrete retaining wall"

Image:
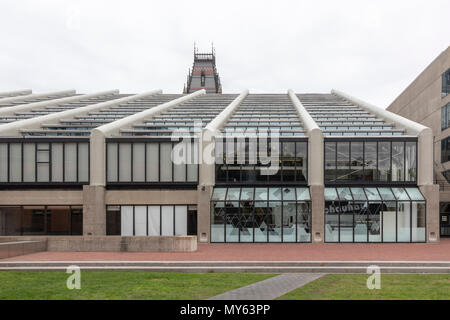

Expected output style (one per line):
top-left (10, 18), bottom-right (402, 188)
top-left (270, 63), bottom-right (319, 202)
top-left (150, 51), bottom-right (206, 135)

top-left (0, 241), bottom-right (46, 259)
top-left (0, 236), bottom-right (197, 252)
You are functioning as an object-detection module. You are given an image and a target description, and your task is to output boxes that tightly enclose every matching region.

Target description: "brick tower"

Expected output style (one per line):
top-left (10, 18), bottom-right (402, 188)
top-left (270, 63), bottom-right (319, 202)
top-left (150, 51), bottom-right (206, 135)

top-left (183, 45), bottom-right (222, 94)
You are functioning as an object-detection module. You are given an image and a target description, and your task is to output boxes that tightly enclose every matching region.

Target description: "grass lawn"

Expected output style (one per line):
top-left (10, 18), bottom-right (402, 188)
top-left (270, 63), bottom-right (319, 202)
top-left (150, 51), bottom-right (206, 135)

top-left (0, 271), bottom-right (275, 300)
top-left (279, 274), bottom-right (450, 300)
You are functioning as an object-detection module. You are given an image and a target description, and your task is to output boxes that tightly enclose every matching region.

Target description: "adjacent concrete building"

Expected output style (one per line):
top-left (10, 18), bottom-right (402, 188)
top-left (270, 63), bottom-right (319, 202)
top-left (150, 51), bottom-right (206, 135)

top-left (388, 46), bottom-right (450, 238)
top-left (0, 50), bottom-right (439, 250)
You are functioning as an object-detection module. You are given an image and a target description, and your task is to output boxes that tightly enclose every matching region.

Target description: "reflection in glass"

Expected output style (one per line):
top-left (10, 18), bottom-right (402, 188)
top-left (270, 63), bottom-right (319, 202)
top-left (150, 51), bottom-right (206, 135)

top-left (350, 142), bottom-right (364, 180)
top-left (392, 142), bottom-right (404, 181)
top-left (211, 202), bottom-right (225, 242)
top-left (336, 142), bottom-right (350, 180)
top-left (282, 202), bottom-right (296, 242)
top-left (382, 201), bottom-right (396, 242)
top-left (297, 202), bottom-right (311, 242)
top-left (412, 202), bottom-right (426, 242)
top-left (406, 142), bottom-right (417, 181)
top-left (325, 142), bottom-right (336, 181)
top-left (225, 201), bottom-right (239, 242)
top-left (364, 142), bottom-right (377, 181)
top-left (353, 202), bottom-right (368, 242)
top-left (378, 142), bottom-right (391, 181)
top-left (325, 201), bottom-right (339, 242)
top-left (368, 202), bottom-right (382, 242)
top-left (397, 202), bottom-right (411, 242)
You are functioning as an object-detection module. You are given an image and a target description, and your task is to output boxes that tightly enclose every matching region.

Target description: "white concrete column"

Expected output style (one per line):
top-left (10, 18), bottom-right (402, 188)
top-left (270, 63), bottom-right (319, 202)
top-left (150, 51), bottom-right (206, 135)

top-left (197, 90), bottom-right (249, 243)
top-left (288, 89), bottom-right (325, 243)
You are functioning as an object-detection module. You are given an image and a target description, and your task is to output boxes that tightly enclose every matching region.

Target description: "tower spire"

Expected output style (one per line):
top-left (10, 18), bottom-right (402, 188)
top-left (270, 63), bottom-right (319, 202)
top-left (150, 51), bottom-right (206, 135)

top-left (183, 43), bottom-right (222, 94)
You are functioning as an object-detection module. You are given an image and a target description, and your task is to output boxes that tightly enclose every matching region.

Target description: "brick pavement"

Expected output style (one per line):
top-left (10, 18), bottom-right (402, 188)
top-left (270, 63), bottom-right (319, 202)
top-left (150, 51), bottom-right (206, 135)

top-left (2, 238), bottom-right (450, 262)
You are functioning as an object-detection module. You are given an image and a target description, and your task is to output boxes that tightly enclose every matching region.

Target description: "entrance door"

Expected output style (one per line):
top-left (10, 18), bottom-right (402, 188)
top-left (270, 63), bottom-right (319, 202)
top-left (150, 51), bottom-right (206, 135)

top-left (440, 202), bottom-right (450, 237)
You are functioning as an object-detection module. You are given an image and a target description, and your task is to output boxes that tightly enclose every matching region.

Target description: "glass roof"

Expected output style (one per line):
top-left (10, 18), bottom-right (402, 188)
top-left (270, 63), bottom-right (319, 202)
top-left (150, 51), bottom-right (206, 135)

top-left (324, 187), bottom-right (424, 201)
top-left (297, 94), bottom-right (405, 136)
top-left (211, 186), bottom-right (310, 201)
top-left (222, 94), bottom-right (305, 137)
top-left (0, 93), bottom-right (122, 125)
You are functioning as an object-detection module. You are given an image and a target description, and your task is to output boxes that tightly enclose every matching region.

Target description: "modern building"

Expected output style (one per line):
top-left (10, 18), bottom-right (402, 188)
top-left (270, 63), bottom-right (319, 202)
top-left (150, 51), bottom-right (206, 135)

top-left (0, 49), bottom-right (439, 246)
top-left (388, 45), bottom-right (450, 238)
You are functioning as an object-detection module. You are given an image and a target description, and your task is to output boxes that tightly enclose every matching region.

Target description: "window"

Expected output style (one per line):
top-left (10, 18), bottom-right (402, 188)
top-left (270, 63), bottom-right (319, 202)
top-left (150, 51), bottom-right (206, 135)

top-left (106, 141), bottom-right (199, 184)
top-left (0, 141), bottom-right (89, 184)
top-left (443, 68), bottom-right (450, 98)
top-left (442, 137), bottom-right (450, 163)
top-left (324, 187), bottom-right (425, 243)
top-left (215, 139), bottom-right (307, 184)
top-left (0, 206), bottom-right (82, 235)
top-left (106, 205), bottom-right (196, 236)
top-left (210, 187), bottom-right (311, 243)
top-left (441, 103), bottom-right (450, 131)
top-left (325, 140), bottom-right (416, 183)
top-left (201, 71), bottom-right (206, 87)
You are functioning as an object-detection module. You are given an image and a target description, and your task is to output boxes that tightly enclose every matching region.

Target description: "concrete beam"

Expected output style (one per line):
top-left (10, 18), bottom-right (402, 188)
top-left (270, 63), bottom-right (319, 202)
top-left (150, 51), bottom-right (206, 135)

top-left (90, 89), bottom-right (205, 186)
top-left (288, 89), bottom-right (324, 186)
top-left (0, 90), bottom-right (76, 106)
top-left (332, 89), bottom-right (433, 186)
top-left (0, 90), bottom-right (32, 98)
top-left (0, 89), bottom-right (119, 117)
top-left (0, 89), bottom-right (162, 137)
top-left (205, 90), bottom-right (249, 133)
top-left (197, 90), bottom-right (248, 243)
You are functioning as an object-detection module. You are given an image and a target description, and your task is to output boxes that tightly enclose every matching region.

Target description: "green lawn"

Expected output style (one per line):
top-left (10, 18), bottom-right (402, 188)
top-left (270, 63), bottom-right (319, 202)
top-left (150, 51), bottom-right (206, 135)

top-left (279, 274), bottom-right (450, 300)
top-left (0, 271), bottom-right (275, 300)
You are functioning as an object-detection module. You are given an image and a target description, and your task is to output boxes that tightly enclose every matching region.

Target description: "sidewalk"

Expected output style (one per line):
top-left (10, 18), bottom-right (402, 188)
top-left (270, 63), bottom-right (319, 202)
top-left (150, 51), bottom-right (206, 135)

top-left (2, 239), bottom-right (450, 262)
top-left (208, 274), bottom-right (325, 300)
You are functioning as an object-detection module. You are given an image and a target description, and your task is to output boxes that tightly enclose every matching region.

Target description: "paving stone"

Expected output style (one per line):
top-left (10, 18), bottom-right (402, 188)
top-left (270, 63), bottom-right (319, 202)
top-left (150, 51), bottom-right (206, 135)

top-left (208, 273), bottom-right (325, 300)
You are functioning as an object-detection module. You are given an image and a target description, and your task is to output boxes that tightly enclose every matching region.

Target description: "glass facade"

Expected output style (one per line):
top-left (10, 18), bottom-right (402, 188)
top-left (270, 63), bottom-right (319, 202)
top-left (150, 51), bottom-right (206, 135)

top-left (211, 187), bottom-right (311, 242)
top-left (215, 139), bottom-right (307, 184)
top-left (0, 140), bottom-right (89, 184)
top-left (106, 205), bottom-right (197, 236)
top-left (106, 140), bottom-right (198, 184)
top-left (0, 206), bottom-right (82, 235)
top-left (325, 140), bottom-right (417, 183)
top-left (324, 187), bottom-right (426, 243)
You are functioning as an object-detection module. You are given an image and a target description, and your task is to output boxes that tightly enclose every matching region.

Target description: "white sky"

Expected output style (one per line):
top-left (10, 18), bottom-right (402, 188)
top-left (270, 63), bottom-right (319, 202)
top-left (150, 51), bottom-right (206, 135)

top-left (0, 0), bottom-right (449, 107)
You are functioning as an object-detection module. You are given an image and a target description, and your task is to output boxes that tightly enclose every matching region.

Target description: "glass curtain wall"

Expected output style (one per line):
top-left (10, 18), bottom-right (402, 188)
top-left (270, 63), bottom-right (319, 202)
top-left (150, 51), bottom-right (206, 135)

top-left (324, 140), bottom-right (417, 183)
top-left (0, 206), bottom-right (82, 235)
top-left (0, 140), bottom-right (89, 184)
top-left (106, 205), bottom-right (197, 236)
top-left (211, 187), bottom-right (311, 243)
top-left (215, 139), bottom-right (307, 184)
top-left (106, 140), bottom-right (199, 184)
top-left (324, 187), bottom-right (425, 243)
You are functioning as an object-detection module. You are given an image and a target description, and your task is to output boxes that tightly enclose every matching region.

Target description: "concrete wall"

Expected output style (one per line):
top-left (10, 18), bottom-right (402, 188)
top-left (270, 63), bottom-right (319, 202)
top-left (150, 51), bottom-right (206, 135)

top-left (387, 46), bottom-right (450, 241)
top-left (0, 240), bottom-right (46, 259)
top-left (0, 236), bottom-right (197, 252)
top-left (388, 46), bottom-right (450, 185)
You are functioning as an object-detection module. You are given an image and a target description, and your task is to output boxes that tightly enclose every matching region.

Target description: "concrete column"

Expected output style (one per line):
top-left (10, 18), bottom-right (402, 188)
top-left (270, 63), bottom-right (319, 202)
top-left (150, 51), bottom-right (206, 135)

top-left (197, 185), bottom-right (213, 243)
top-left (310, 185), bottom-right (325, 243)
top-left (82, 185), bottom-right (106, 236)
top-left (420, 184), bottom-right (440, 243)
top-left (288, 90), bottom-right (325, 243)
top-left (197, 90), bottom-right (248, 242)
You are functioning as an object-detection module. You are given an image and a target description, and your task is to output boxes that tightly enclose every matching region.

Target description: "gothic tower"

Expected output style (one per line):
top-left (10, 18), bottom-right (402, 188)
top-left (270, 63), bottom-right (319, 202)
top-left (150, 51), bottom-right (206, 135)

top-left (183, 45), bottom-right (222, 94)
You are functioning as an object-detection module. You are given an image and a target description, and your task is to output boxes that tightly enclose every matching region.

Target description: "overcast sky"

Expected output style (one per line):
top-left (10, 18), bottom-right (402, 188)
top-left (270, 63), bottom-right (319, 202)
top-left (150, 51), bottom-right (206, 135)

top-left (0, 0), bottom-right (449, 107)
